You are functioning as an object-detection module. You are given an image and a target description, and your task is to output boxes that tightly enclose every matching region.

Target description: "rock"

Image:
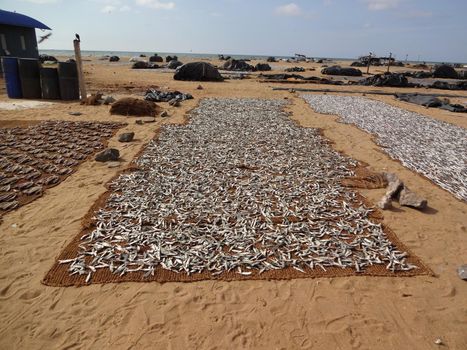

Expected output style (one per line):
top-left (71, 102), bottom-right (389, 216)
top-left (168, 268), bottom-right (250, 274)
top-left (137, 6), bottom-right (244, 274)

top-left (385, 176), bottom-right (404, 198)
top-left (285, 67), bottom-right (305, 72)
top-left (321, 65), bottom-right (362, 76)
top-left (169, 98), bottom-right (181, 107)
top-left (149, 55), bottom-right (163, 62)
top-left (378, 194), bottom-right (392, 209)
top-left (398, 186), bottom-right (427, 209)
top-left (434, 338), bottom-right (444, 346)
top-left (168, 60), bottom-right (183, 69)
top-left (350, 61), bottom-right (366, 67)
top-left (267, 57), bottom-right (277, 62)
top-left (458, 264), bottom-right (467, 280)
top-left (135, 120), bottom-right (143, 125)
top-left (132, 61), bottom-right (149, 69)
top-left (118, 132), bottom-right (135, 142)
top-left (377, 173), bottom-right (403, 210)
top-left (255, 63), bottom-right (271, 71)
top-left (358, 73), bottom-right (410, 87)
top-left (222, 59), bottom-right (255, 71)
top-left (433, 64), bottom-right (458, 79)
top-left (68, 112), bottom-right (82, 116)
top-left (103, 96), bottom-right (116, 105)
top-left (160, 111), bottom-right (169, 117)
top-left (109, 56), bottom-right (120, 62)
top-left (197, 85), bottom-right (203, 90)
top-left (166, 55), bottom-right (178, 62)
top-left (142, 117), bottom-right (156, 123)
top-left (95, 148), bottom-right (119, 162)
top-left (174, 62), bottom-right (223, 82)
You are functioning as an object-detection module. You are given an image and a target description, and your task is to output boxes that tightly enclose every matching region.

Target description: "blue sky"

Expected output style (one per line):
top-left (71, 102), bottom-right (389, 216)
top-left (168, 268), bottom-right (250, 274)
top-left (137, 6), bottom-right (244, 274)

top-left (2, 0), bottom-right (467, 62)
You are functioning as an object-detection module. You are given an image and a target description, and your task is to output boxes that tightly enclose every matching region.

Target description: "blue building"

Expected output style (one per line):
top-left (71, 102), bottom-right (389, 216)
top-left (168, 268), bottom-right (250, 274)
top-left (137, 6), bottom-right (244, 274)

top-left (0, 9), bottom-right (50, 61)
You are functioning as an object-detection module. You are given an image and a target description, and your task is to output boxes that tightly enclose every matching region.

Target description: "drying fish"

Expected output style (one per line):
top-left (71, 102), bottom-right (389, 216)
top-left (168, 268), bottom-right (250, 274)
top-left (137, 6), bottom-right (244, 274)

top-left (58, 98), bottom-right (417, 283)
top-left (302, 95), bottom-right (467, 202)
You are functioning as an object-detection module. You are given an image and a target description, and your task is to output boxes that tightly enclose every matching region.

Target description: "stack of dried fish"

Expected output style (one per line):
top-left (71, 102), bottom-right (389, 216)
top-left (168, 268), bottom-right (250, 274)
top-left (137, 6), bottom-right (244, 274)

top-left (302, 95), bottom-right (467, 202)
top-left (0, 121), bottom-right (124, 215)
top-left (61, 99), bottom-right (417, 283)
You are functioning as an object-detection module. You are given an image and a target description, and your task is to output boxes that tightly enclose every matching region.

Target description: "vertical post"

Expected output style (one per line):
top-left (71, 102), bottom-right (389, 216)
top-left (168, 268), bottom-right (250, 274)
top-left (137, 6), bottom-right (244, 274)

top-left (387, 52), bottom-right (392, 73)
top-left (73, 38), bottom-right (87, 101)
top-left (366, 52), bottom-right (372, 74)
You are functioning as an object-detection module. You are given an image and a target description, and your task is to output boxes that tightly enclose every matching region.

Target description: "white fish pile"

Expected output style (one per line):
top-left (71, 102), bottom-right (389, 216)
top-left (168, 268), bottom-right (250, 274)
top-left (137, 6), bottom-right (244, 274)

top-left (302, 95), bottom-right (467, 202)
top-left (62, 99), bottom-right (417, 283)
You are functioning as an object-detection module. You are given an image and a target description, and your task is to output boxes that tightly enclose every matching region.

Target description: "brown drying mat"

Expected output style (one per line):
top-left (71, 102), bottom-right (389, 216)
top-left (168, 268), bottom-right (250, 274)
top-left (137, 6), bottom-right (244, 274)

top-left (42, 185), bottom-right (432, 287)
top-left (0, 120), bottom-right (126, 218)
top-left (42, 103), bottom-right (432, 287)
top-left (43, 225), bottom-right (431, 287)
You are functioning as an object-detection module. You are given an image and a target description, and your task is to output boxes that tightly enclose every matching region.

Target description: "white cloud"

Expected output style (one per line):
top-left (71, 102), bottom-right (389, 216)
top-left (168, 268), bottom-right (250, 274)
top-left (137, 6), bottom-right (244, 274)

top-left (135, 0), bottom-right (175, 10)
top-left (101, 5), bottom-right (116, 13)
top-left (362, 0), bottom-right (399, 11)
top-left (275, 3), bottom-right (302, 16)
top-left (19, 0), bottom-right (60, 3)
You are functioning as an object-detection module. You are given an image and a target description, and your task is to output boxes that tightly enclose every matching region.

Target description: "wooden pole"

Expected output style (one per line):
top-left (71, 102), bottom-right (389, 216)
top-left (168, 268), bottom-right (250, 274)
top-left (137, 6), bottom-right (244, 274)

top-left (366, 52), bottom-right (372, 74)
top-left (387, 52), bottom-right (392, 73)
top-left (73, 38), bottom-right (87, 101)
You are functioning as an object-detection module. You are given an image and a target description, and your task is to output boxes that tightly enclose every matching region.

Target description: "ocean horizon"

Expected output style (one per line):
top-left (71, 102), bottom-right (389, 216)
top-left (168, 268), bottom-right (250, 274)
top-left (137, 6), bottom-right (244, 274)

top-left (39, 49), bottom-right (463, 65)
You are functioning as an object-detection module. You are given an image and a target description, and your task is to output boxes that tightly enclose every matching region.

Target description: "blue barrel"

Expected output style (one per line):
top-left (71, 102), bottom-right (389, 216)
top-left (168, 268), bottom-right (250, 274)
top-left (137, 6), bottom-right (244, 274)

top-left (18, 58), bottom-right (41, 99)
top-left (58, 62), bottom-right (79, 100)
top-left (1, 57), bottom-right (22, 98)
top-left (40, 68), bottom-right (61, 99)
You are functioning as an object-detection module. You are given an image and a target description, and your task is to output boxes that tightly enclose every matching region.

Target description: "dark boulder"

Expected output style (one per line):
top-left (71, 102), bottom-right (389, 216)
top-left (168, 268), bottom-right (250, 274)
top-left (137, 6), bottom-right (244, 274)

top-left (413, 71), bottom-right (432, 79)
top-left (267, 57), bottom-right (277, 62)
top-left (149, 55), bottom-right (163, 63)
top-left (165, 55), bottom-right (178, 62)
top-left (321, 65), bottom-right (362, 76)
top-left (350, 61), bottom-right (366, 67)
top-left (118, 132), bottom-right (135, 142)
top-left (132, 61), bottom-right (148, 69)
top-left (168, 60), bottom-right (183, 69)
top-left (358, 73), bottom-right (409, 87)
top-left (139, 54), bottom-right (147, 57)
top-left (433, 65), bottom-right (458, 79)
top-left (109, 56), bottom-right (120, 62)
top-left (255, 63), bottom-right (271, 71)
top-left (222, 59), bottom-right (255, 71)
top-left (95, 148), bottom-right (119, 162)
top-left (174, 62), bottom-right (223, 81)
top-left (285, 67), bottom-right (305, 72)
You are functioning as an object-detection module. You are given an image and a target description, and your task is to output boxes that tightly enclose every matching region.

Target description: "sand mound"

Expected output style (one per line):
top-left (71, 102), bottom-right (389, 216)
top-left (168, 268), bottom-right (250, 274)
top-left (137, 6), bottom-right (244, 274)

top-left (109, 97), bottom-right (158, 117)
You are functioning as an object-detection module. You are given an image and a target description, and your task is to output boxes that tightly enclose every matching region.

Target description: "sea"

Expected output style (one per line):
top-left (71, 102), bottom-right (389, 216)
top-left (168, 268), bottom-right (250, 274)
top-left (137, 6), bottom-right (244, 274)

top-left (40, 49), bottom-right (463, 65)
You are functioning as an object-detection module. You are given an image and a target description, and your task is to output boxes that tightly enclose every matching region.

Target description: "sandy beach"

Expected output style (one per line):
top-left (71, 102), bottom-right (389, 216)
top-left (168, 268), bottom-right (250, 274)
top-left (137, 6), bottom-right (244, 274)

top-left (0, 56), bottom-right (466, 349)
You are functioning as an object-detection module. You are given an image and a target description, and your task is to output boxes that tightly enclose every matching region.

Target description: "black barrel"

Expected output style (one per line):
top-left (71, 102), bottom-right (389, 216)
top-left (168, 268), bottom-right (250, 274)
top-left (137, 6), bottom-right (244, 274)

top-left (40, 68), bottom-right (60, 99)
top-left (18, 58), bottom-right (41, 99)
top-left (58, 62), bottom-right (79, 100)
top-left (1, 57), bottom-right (22, 98)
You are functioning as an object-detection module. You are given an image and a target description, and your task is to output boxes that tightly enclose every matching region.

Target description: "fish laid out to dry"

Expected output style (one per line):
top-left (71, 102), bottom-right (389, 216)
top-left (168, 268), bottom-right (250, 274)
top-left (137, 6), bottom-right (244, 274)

top-left (53, 98), bottom-right (422, 285)
top-left (0, 121), bottom-right (125, 217)
top-left (302, 95), bottom-right (467, 202)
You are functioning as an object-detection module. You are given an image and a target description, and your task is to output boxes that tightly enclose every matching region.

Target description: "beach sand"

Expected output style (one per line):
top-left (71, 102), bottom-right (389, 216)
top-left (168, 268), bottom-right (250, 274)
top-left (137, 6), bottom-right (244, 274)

top-left (0, 57), bottom-right (466, 349)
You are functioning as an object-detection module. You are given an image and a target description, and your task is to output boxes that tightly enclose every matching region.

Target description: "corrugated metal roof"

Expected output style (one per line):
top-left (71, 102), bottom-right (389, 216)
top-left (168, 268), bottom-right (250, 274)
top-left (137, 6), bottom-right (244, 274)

top-left (0, 9), bottom-right (50, 30)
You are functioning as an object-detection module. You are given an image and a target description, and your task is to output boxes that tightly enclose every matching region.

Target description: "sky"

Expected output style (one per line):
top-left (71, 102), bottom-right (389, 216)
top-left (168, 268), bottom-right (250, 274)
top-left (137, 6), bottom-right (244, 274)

top-left (2, 0), bottom-right (466, 62)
